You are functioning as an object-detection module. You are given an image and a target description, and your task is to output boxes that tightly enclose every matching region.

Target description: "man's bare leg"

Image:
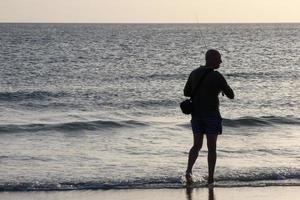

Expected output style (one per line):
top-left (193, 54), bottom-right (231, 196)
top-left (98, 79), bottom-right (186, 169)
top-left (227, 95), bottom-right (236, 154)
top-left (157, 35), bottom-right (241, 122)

top-left (206, 134), bottom-right (218, 184)
top-left (186, 133), bottom-right (204, 183)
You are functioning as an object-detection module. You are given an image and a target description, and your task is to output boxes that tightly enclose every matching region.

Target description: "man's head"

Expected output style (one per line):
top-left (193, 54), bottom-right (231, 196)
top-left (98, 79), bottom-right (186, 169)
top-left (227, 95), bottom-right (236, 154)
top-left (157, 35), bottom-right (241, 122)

top-left (205, 49), bottom-right (222, 69)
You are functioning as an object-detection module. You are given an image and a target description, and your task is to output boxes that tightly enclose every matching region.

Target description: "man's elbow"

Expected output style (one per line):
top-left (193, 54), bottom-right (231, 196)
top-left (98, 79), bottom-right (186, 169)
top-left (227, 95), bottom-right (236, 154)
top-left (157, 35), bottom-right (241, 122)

top-left (224, 88), bottom-right (234, 99)
top-left (228, 91), bottom-right (234, 99)
top-left (183, 88), bottom-right (191, 97)
top-left (184, 91), bottom-right (191, 97)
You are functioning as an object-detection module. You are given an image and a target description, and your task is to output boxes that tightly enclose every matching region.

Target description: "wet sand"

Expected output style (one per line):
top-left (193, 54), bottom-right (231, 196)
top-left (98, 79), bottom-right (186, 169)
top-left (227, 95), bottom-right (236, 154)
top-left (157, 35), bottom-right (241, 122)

top-left (0, 186), bottom-right (299, 200)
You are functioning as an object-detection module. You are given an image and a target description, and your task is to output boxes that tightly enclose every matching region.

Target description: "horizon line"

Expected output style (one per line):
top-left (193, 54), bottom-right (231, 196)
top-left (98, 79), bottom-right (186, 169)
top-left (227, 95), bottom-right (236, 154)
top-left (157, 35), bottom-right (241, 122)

top-left (0, 22), bottom-right (300, 24)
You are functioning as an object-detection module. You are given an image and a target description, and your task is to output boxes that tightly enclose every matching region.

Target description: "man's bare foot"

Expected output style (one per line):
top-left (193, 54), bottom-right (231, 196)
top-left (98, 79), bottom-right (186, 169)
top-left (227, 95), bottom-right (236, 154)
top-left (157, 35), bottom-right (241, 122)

top-left (206, 177), bottom-right (214, 187)
top-left (185, 173), bottom-right (193, 184)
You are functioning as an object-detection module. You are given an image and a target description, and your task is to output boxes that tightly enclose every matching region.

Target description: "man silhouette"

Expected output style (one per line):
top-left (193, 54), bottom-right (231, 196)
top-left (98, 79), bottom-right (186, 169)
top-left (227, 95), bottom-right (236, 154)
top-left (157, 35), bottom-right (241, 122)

top-left (184, 49), bottom-right (234, 185)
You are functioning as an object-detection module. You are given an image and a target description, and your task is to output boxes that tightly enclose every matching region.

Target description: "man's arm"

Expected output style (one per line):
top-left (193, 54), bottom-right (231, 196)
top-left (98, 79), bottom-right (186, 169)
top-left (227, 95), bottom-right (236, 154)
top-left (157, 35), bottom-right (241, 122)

top-left (222, 84), bottom-right (234, 99)
top-left (218, 73), bottom-right (234, 99)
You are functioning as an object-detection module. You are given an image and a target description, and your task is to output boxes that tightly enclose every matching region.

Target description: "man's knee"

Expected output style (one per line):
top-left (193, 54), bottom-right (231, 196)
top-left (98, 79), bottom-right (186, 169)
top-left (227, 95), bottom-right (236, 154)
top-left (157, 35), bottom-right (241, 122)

top-left (208, 149), bottom-right (216, 154)
top-left (192, 144), bottom-right (202, 152)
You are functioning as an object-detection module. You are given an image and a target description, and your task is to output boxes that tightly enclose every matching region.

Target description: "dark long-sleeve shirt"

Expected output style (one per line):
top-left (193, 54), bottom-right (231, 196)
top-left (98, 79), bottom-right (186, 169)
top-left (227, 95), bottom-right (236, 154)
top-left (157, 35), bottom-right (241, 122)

top-left (184, 66), bottom-right (234, 118)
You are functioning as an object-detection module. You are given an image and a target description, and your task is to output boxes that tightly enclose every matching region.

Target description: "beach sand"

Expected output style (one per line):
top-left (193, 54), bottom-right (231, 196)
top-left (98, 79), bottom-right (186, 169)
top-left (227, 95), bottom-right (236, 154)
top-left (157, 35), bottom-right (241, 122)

top-left (0, 186), bottom-right (299, 200)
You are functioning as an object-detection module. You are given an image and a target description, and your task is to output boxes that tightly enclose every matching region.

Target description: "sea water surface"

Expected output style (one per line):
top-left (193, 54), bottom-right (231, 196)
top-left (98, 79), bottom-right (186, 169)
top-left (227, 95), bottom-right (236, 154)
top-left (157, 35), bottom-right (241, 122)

top-left (0, 23), bottom-right (299, 191)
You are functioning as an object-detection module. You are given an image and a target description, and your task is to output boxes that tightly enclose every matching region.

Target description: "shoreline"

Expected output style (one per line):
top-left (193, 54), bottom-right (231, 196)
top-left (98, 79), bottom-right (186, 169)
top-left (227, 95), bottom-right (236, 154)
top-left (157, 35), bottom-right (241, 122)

top-left (0, 186), bottom-right (299, 200)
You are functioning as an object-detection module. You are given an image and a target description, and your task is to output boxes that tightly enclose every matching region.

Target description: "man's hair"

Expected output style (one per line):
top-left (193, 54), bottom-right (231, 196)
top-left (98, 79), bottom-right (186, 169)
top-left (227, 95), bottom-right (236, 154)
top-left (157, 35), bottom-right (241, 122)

top-left (205, 49), bottom-right (221, 62)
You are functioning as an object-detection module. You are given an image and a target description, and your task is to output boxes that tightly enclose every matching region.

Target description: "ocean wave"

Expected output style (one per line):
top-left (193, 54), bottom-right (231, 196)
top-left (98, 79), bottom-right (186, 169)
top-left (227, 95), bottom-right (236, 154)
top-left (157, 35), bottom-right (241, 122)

top-left (0, 170), bottom-right (299, 191)
top-left (0, 120), bottom-right (148, 133)
top-left (217, 168), bottom-right (300, 182)
top-left (114, 73), bottom-right (186, 82)
top-left (0, 91), bottom-right (66, 101)
top-left (178, 116), bottom-right (300, 129)
top-left (225, 72), bottom-right (297, 79)
top-left (1, 116), bottom-right (298, 134)
top-left (226, 72), bottom-right (271, 78)
top-left (222, 116), bottom-right (300, 127)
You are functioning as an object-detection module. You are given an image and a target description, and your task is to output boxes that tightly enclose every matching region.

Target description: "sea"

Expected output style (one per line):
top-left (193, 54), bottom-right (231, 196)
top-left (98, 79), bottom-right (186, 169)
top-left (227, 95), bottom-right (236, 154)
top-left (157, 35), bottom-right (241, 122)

top-left (0, 23), bottom-right (299, 191)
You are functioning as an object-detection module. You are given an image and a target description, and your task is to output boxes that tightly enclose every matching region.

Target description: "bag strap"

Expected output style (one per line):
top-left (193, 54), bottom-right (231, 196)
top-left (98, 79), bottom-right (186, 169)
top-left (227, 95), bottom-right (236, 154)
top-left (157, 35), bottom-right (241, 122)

top-left (190, 69), bottom-right (213, 99)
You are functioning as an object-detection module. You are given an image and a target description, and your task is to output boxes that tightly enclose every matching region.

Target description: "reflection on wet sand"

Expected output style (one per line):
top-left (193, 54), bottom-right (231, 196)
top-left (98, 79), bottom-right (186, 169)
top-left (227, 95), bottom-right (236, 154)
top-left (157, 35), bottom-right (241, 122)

top-left (209, 188), bottom-right (215, 200)
top-left (186, 187), bottom-right (215, 200)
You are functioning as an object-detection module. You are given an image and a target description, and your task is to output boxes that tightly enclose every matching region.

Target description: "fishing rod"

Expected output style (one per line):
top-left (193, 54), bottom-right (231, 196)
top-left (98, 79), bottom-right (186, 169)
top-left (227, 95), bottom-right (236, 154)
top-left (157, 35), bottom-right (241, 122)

top-left (195, 15), bottom-right (230, 53)
top-left (195, 15), bottom-right (208, 50)
top-left (195, 15), bottom-right (227, 97)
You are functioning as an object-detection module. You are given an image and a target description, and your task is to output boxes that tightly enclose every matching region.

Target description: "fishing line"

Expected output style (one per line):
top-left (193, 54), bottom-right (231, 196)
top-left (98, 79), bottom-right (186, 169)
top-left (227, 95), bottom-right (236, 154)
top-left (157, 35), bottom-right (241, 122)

top-left (195, 15), bottom-right (230, 53)
top-left (195, 15), bottom-right (208, 50)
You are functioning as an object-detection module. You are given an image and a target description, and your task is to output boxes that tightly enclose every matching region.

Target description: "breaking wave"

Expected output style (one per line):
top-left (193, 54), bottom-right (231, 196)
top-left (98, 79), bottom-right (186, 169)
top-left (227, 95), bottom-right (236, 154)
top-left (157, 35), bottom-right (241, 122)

top-left (0, 169), bottom-right (299, 191)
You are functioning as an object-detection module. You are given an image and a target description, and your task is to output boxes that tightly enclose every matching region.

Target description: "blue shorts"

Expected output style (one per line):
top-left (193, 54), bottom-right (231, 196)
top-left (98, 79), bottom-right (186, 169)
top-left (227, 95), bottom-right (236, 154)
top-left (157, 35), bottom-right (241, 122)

top-left (191, 117), bottom-right (222, 135)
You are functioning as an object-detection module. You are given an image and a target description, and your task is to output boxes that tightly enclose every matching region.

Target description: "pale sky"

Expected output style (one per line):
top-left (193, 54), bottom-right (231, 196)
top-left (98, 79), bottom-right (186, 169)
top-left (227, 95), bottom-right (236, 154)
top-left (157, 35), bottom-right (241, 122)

top-left (1, 0), bottom-right (300, 23)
